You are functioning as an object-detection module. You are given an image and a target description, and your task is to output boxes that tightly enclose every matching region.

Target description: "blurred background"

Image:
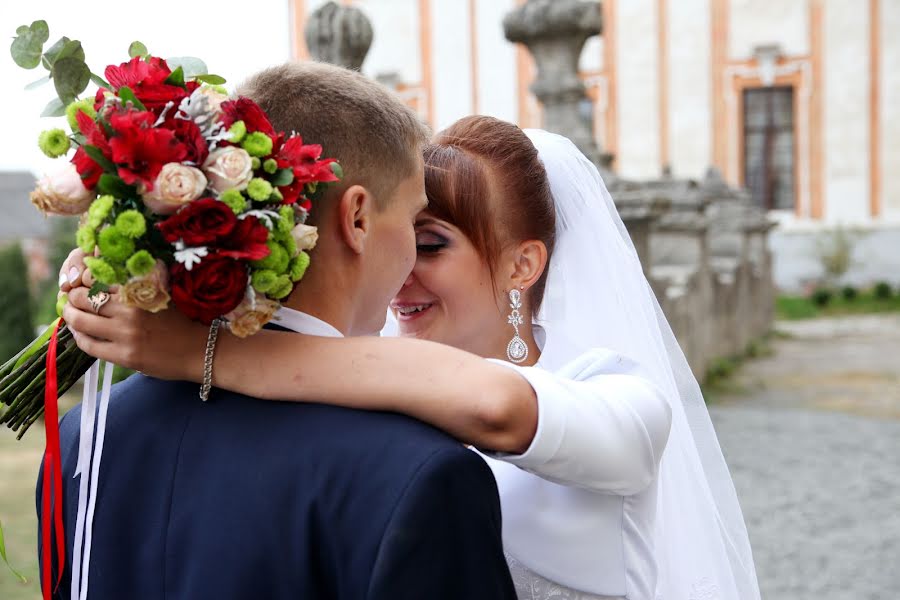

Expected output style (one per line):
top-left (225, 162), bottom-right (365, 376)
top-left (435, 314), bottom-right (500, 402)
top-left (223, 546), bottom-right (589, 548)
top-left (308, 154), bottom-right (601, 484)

top-left (0, 1), bottom-right (897, 599)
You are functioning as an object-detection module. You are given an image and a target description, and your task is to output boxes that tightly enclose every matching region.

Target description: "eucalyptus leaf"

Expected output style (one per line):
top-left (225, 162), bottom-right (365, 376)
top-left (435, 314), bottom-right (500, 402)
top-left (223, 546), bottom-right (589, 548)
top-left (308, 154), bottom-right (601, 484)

top-left (10, 20), bottom-right (50, 69)
top-left (40, 97), bottom-right (66, 118)
top-left (165, 56), bottom-right (207, 78)
top-left (163, 66), bottom-right (185, 89)
top-left (194, 73), bottom-right (226, 85)
top-left (84, 145), bottom-right (117, 174)
top-left (330, 162), bottom-right (343, 179)
top-left (44, 37), bottom-right (84, 67)
top-left (271, 168), bottom-right (294, 187)
top-left (90, 72), bottom-right (110, 89)
top-left (52, 56), bottom-right (91, 103)
top-left (42, 36), bottom-right (71, 66)
top-left (117, 85), bottom-right (146, 111)
top-left (0, 519), bottom-right (27, 584)
top-left (24, 75), bottom-right (51, 90)
top-left (128, 41), bottom-right (148, 58)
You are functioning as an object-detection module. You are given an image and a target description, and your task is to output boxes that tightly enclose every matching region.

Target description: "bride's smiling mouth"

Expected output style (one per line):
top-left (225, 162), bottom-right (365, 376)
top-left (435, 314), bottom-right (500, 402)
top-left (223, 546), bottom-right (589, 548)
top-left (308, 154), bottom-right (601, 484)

top-left (391, 302), bottom-right (435, 322)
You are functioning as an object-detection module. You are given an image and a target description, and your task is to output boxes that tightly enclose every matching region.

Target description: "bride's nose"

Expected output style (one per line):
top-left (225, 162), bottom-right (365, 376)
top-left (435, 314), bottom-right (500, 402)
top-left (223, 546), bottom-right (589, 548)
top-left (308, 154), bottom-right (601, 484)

top-left (402, 272), bottom-right (416, 288)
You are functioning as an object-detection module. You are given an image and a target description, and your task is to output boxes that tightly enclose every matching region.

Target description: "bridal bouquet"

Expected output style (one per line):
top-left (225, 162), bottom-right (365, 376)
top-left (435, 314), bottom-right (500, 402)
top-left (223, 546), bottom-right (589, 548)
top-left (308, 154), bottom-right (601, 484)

top-left (0, 23), bottom-right (341, 437)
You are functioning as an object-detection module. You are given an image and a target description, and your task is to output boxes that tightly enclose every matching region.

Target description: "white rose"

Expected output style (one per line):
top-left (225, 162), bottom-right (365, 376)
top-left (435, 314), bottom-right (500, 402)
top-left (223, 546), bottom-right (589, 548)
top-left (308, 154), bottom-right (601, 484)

top-left (290, 223), bottom-right (319, 252)
top-left (30, 163), bottom-right (94, 216)
top-left (141, 163), bottom-right (207, 215)
top-left (203, 147), bottom-right (253, 195)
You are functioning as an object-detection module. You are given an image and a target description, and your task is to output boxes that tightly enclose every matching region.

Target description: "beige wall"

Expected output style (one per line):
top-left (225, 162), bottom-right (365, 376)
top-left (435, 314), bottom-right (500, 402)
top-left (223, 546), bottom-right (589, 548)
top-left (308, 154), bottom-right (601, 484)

top-left (881, 0), bottom-right (900, 219)
top-left (729, 0), bottom-right (809, 59)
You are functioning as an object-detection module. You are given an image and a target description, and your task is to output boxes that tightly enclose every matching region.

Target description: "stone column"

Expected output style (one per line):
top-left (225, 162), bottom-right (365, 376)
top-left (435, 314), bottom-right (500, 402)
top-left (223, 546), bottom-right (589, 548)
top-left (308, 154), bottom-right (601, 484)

top-left (304, 1), bottom-right (374, 71)
top-left (504, 0), bottom-right (608, 174)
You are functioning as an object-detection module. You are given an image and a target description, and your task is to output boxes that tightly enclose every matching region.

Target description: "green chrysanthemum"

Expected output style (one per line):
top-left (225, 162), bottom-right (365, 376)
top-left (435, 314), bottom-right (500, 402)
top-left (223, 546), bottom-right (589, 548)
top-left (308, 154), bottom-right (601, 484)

top-left (251, 240), bottom-right (289, 274)
top-left (228, 120), bottom-right (247, 144)
top-left (280, 230), bottom-right (297, 257)
top-left (289, 251), bottom-right (311, 282)
top-left (38, 129), bottom-right (70, 158)
top-left (65, 99), bottom-right (97, 132)
top-left (97, 226), bottom-right (135, 263)
top-left (263, 158), bottom-right (278, 174)
top-left (250, 157), bottom-right (261, 170)
top-left (277, 206), bottom-right (295, 234)
top-left (219, 189), bottom-right (247, 214)
top-left (115, 210), bottom-right (147, 239)
top-left (83, 257), bottom-right (119, 286)
top-left (247, 178), bottom-right (274, 202)
top-left (87, 195), bottom-right (115, 228)
top-left (76, 225), bottom-right (96, 254)
top-left (126, 250), bottom-right (156, 277)
top-left (251, 269), bottom-right (278, 293)
top-left (268, 275), bottom-right (294, 300)
top-left (242, 132), bottom-right (274, 158)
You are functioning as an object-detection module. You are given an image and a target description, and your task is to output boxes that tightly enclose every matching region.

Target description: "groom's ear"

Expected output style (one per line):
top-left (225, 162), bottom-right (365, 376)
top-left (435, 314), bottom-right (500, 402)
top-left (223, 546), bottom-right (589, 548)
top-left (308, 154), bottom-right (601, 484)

top-left (337, 184), bottom-right (374, 255)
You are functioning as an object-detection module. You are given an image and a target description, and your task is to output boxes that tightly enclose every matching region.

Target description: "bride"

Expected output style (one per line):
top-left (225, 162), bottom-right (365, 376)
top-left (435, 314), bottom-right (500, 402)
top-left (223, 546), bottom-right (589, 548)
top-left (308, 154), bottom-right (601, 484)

top-left (61, 116), bottom-right (760, 600)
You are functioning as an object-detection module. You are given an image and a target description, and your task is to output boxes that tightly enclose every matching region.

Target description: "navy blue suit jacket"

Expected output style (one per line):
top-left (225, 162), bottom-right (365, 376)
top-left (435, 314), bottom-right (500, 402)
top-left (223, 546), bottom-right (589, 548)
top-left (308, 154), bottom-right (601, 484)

top-left (39, 374), bottom-right (515, 599)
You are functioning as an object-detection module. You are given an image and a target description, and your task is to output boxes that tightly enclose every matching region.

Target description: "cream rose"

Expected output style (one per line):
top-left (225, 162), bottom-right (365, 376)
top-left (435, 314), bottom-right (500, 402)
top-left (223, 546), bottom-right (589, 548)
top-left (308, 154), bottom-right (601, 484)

top-left (290, 223), bottom-right (319, 252)
top-left (120, 261), bottom-right (171, 313)
top-left (30, 163), bottom-right (94, 216)
top-left (141, 163), bottom-right (207, 215)
top-left (225, 291), bottom-right (281, 338)
top-left (202, 147), bottom-right (253, 195)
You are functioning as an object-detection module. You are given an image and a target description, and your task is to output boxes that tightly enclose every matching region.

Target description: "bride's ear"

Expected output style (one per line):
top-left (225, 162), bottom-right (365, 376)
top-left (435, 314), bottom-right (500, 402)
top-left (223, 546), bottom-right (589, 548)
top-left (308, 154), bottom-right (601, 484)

top-left (337, 184), bottom-right (374, 255)
top-left (508, 240), bottom-right (548, 293)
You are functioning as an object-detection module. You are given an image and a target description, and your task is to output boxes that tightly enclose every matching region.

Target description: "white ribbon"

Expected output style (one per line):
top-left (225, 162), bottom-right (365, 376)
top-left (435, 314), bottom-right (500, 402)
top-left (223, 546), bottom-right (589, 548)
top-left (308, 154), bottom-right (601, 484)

top-left (70, 360), bottom-right (113, 600)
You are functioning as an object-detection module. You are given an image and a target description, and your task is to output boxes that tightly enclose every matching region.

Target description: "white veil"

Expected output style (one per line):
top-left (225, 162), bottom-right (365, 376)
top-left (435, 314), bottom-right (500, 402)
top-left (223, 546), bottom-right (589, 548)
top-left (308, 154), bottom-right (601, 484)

top-left (524, 129), bottom-right (761, 600)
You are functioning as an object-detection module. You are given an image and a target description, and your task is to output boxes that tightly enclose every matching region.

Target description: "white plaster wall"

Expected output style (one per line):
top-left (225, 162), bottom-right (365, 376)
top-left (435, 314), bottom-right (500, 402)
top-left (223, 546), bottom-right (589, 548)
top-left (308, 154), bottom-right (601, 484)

top-left (431, 0), bottom-right (474, 130)
top-left (668, 0), bottom-right (713, 179)
top-left (823, 0), bottom-right (870, 223)
top-left (616, 0), bottom-right (661, 178)
top-left (881, 0), bottom-right (900, 218)
top-left (728, 0), bottom-right (810, 60)
top-left (580, 37), bottom-right (604, 72)
top-left (0, 0), bottom-right (291, 176)
top-left (475, 0), bottom-right (518, 123)
top-left (356, 0), bottom-right (423, 86)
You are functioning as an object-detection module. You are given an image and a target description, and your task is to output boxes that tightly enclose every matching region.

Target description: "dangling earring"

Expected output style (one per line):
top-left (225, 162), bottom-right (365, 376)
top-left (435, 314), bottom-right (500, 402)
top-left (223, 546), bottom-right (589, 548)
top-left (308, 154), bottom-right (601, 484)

top-left (506, 289), bottom-right (528, 364)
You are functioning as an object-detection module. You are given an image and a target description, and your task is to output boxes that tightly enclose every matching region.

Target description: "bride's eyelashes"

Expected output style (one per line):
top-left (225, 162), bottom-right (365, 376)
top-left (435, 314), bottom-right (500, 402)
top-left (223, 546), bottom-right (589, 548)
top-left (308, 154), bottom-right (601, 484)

top-left (415, 231), bottom-right (449, 254)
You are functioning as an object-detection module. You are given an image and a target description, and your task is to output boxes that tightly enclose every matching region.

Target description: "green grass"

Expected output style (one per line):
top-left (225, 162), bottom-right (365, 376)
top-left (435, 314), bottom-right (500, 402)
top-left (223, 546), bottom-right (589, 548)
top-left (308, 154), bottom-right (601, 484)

top-left (701, 335), bottom-right (775, 402)
top-left (776, 290), bottom-right (900, 320)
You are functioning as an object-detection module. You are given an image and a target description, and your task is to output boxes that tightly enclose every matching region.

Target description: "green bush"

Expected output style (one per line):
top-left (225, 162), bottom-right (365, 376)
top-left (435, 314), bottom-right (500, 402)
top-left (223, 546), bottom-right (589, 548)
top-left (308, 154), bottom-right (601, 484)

top-left (0, 244), bottom-right (35, 363)
top-left (811, 288), bottom-right (833, 307)
top-left (873, 281), bottom-right (893, 300)
top-left (841, 286), bottom-right (858, 301)
top-left (33, 217), bottom-right (78, 326)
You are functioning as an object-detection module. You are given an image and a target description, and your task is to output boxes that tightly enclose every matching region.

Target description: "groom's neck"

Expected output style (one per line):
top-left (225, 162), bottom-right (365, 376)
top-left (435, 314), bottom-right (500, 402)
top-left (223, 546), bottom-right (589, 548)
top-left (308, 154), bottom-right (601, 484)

top-left (281, 267), bottom-right (354, 336)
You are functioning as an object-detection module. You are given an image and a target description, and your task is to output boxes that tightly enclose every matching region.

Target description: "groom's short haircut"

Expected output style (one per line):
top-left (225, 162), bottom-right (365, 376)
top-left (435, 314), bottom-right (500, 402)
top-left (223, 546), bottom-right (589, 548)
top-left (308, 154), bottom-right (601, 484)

top-left (237, 61), bottom-right (429, 211)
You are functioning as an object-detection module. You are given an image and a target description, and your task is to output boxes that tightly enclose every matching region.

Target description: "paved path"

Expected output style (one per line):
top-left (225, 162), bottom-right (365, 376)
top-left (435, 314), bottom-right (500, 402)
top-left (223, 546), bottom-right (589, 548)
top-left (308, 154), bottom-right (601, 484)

top-left (709, 314), bottom-right (900, 600)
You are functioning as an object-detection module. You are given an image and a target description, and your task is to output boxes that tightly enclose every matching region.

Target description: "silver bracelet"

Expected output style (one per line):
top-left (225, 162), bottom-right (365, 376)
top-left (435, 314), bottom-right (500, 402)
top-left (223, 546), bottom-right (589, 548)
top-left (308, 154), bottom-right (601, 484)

top-left (199, 319), bottom-right (222, 402)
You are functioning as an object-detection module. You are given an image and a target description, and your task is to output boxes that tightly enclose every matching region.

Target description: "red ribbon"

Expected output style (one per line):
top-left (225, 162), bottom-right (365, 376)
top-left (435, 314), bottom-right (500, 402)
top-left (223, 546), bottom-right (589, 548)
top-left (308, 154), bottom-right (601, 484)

top-left (41, 319), bottom-right (65, 600)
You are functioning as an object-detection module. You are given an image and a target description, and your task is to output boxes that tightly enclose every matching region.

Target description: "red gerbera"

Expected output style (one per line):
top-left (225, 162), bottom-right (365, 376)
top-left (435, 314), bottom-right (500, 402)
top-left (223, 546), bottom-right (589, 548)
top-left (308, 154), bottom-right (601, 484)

top-left (108, 111), bottom-right (188, 189)
top-left (218, 216), bottom-right (271, 261)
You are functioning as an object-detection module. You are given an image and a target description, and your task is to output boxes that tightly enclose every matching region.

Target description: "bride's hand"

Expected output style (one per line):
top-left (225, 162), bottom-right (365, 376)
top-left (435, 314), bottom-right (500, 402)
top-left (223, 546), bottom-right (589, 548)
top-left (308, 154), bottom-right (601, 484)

top-left (58, 248), bottom-right (87, 293)
top-left (62, 287), bottom-right (208, 381)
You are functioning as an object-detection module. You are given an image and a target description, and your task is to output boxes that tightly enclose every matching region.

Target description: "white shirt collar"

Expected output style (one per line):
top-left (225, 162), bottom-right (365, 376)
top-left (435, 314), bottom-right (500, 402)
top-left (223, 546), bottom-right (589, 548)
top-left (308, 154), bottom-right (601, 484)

top-left (272, 307), bottom-right (344, 338)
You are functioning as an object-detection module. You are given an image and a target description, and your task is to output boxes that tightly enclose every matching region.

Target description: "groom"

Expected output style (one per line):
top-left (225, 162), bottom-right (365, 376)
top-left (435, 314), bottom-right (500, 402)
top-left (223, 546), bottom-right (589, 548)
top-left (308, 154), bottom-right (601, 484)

top-left (42, 62), bottom-right (516, 599)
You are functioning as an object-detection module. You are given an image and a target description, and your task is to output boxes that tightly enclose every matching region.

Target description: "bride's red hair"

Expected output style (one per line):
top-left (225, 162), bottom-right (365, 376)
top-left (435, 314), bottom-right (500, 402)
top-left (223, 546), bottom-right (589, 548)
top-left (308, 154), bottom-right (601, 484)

top-left (423, 116), bottom-right (556, 310)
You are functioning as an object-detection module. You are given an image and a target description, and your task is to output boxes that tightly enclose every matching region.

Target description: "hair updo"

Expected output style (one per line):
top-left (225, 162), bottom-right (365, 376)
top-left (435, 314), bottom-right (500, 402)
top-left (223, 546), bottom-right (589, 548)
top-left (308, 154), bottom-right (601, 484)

top-left (423, 116), bottom-right (556, 310)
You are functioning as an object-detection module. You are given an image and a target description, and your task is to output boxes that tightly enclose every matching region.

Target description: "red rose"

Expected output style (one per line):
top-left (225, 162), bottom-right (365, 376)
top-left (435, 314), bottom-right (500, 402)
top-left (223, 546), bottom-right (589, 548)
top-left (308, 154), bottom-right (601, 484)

top-left (170, 255), bottom-right (248, 324)
top-left (220, 97), bottom-right (276, 138)
top-left (108, 111), bottom-right (188, 189)
top-left (218, 216), bottom-right (271, 260)
top-left (157, 198), bottom-right (237, 246)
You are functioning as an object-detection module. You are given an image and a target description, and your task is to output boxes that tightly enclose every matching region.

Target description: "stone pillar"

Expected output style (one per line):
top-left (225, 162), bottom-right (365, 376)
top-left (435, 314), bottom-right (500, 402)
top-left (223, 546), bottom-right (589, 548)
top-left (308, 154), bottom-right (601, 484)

top-left (304, 1), bottom-right (374, 71)
top-left (504, 0), bottom-right (608, 175)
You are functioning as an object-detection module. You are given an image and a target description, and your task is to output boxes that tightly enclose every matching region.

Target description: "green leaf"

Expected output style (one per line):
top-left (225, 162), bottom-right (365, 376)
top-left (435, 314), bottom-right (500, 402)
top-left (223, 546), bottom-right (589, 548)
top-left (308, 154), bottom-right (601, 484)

top-left (194, 73), bottom-right (226, 85)
top-left (163, 66), bottom-right (185, 89)
top-left (90, 72), bottom-right (110, 89)
top-left (165, 56), bottom-right (207, 78)
top-left (88, 281), bottom-right (110, 298)
top-left (13, 317), bottom-right (61, 370)
top-left (40, 97), bottom-right (66, 118)
top-left (97, 174), bottom-right (136, 199)
top-left (83, 145), bottom-right (117, 174)
top-left (0, 519), bottom-right (27, 584)
top-left (128, 41), bottom-right (148, 58)
top-left (271, 168), bottom-right (294, 187)
top-left (24, 74), bottom-right (51, 90)
top-left (52, 56), bottom-right (91, 104)
top-left (10, 20), bottom-right (50, 69)
top-left (117, 85), bottom-right (146, 111)
top-left (330, 162), bottom-right (343, 179)
top-left (44, 37), bottom-right (84, 67)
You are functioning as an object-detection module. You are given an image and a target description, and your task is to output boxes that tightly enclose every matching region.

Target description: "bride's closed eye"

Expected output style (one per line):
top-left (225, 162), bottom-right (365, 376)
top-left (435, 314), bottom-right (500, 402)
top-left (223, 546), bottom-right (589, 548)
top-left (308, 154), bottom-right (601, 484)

top-left (416, 231), bottom-right (449, 254)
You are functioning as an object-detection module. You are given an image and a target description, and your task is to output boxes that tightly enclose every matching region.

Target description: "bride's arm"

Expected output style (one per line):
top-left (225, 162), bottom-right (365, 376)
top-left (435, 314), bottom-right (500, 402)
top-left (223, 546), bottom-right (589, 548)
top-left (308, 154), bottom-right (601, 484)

top-left (62, 286), bottom-right (538, 454)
